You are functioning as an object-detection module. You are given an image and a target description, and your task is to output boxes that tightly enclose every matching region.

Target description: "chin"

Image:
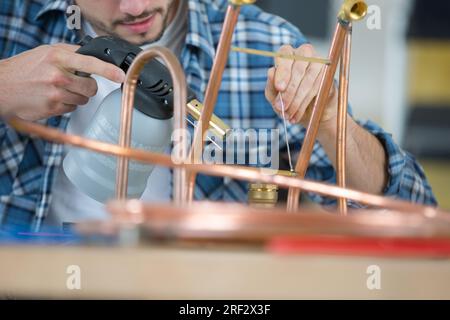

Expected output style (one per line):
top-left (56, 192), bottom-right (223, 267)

top-left (117, 29), bottom-right (163, 46)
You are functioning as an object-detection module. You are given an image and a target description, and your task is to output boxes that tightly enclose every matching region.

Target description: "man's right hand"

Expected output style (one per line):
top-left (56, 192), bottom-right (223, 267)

top-left (0, 43), bottom-right (126, 121)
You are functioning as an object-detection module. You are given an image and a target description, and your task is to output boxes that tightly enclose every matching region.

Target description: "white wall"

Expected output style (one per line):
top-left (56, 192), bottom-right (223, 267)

top-left (310, 0), bottom-right (412, 144)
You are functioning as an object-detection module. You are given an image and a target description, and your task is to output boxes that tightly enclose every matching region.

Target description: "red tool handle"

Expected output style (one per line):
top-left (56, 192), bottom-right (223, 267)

top-left (267, 236), bottom-right (450, 258)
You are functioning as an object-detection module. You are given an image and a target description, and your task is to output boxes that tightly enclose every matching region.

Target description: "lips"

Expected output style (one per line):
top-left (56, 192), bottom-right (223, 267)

top-left (120, 14), bottom-right (156, 34)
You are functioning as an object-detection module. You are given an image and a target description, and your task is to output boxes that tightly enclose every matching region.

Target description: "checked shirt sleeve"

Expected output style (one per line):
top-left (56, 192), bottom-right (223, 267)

top-left (360, 120), bottom-right (437, 206)
top-left (282, 117), bottom-right (438, 208)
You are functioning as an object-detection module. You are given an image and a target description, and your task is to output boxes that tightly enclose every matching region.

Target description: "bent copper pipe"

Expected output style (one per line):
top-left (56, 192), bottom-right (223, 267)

top-left (287, 22), bottom-right (349, 212)
top-left (7, 116), bottom-right (446, 218)
top-left (117, 47), bottom-right (188, 205)
top-left (287, 0), bottom-right (367, 212)
top-left (186, 2), bottom-right (243, 202)
top-left (336, 26), bottom-right (352, 215)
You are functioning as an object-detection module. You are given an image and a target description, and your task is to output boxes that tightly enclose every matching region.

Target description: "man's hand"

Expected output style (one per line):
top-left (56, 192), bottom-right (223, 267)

top-left (265, 44), bottom-right (389, 196)
top-left (0, 44), bottom-right (125, 121)
top-left (265, 44), bottom-right (337, 128)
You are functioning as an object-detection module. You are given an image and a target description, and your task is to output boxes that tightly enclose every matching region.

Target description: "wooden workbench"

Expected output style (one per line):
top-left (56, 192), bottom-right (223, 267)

top-left (1, 245), bottom-right (449, 299)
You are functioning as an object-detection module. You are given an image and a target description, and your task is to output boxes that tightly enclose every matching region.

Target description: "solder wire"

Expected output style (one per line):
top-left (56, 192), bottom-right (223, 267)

top-left (278, 92), bottom-right (294, 173)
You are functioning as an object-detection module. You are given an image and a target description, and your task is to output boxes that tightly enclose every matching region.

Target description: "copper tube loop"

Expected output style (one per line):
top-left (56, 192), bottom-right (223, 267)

top-left (116, 47), bottom-right (188, 204)
top-left (6, 116), bottom-right (446, 218)
top-left (287, 22), bottom-right (349, 212)
top-left (186, 4), bottom-right (242, 202)
top-left (336, 26), bottom-right (352, 215)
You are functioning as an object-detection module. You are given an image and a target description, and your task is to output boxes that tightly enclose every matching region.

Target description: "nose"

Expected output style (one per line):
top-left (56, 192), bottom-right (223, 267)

top-left (119, 0), bottom-right (149, 17)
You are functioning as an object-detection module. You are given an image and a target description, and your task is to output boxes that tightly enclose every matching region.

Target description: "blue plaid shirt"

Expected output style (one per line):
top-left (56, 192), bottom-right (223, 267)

top-left (0, 0), bottom-right (437, 230)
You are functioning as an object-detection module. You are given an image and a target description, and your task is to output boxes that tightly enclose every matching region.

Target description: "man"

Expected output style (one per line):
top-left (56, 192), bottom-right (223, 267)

top-left (0, 0), bottom-right (436, 230)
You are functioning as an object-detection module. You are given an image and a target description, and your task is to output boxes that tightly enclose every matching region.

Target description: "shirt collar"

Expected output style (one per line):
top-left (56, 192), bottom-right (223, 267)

top-left (185, 0), bottom-right (217, 61)
top-left (35, 0), bottom-right (218, 61)
top-left (34, 0), bottom-right (72, 21)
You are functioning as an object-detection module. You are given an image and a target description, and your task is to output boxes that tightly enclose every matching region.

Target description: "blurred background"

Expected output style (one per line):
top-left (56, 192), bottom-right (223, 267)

top-left (258, 0), bottom-right (450, 209)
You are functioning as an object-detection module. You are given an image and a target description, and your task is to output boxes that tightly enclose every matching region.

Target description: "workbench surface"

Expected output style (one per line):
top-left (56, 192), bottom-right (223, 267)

top-left (1, 246), bottom-right (449, 299)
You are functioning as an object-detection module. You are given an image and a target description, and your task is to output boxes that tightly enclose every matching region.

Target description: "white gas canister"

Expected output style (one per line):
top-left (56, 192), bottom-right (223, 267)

top-left (63, 88), bottom-right (173, 203)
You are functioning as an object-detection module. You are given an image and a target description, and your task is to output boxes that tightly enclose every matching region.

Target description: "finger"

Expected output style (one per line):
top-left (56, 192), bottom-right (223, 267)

top-left (266, 68), bottom-right (287, 119)
top-left (287, 64), bottom-right (323, 120)
top-left (276, 44), bottom-right (316, 112)
top-left (63, 71), bottom-right (99, 98)
top-left (290, 76), bottom-right (322, 124)
top-left (59, 89), bottom-right (90, 106)
top-left (51, 43), bottom-right (81, 52)
top-left (274, 45), bottom-right (295, 92)
top-left (52, 48), bottom-right (126, 83)
top-left (292, 99), bottom-right (316, 126)
top-left (290, 67), bottom-right (325, 124)
top-left (282, 60), bottom-right (309, 112)
top-left (282, 45), bottom-right (315, 111)
top-left (71, 55), bottom-right (126, 83)
top-left (48, 104), bottom-right (77, 117)
top-left (60, 104), bottom-right (77, 114)
top-left (265, 67), bottom-right (278, 106)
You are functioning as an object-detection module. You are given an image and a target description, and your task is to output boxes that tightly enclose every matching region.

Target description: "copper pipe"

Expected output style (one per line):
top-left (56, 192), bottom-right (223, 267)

top-left (116, 47), bottom-right (188, 204)
top-left (6, 116), bottom-right (445, 217)
top-left (286, 0), bottom-right (368, 211)
top-left (186, 3), bottom-right (242, 202)
top-left (336, 26), bottom-right (352, 215)
top-left (101, 201), bottom-right (450, 243)
top-left (287, 22), bottom-right (348, 212)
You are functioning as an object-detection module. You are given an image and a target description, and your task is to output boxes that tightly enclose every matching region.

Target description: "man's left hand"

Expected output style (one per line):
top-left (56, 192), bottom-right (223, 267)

top-left (265, 44), bottom-right (338, 127)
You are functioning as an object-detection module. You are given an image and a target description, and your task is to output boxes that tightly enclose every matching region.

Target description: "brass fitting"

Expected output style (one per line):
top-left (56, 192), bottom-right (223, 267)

top-left (248, 171), bottom-right (297, 208)
top-left (229, 0), bottom-right (256, 6)
top-left (186, 99), bottom-right (230, 139)
top-left (248, 183), bottom-right (278, 208)
top-left (338, 0), bottom-right (368, 23)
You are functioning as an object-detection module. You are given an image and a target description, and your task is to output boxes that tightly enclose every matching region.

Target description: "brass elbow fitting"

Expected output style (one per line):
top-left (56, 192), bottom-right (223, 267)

top-left (338, 0), bottom-right (368, 23)
top-left (248, 183), bottom-right (279, 208)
